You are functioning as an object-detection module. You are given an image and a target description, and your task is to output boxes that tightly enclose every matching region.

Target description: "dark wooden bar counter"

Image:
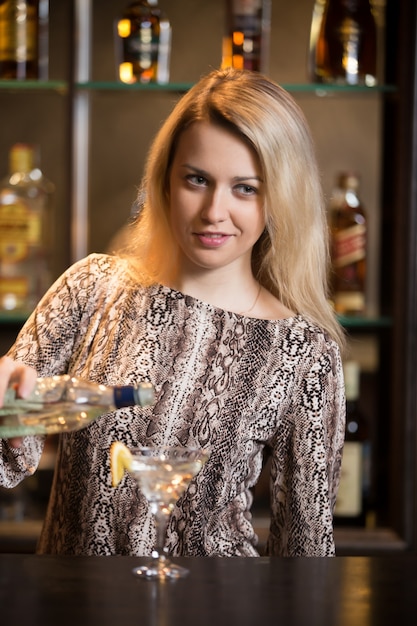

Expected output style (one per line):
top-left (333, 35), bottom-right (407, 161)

top-left (1, 554), bottom-right (416, 625)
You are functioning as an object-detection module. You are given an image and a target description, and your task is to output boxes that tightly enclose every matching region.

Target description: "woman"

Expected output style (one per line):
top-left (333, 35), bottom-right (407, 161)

top-left (0, 68), bottom-right (345, 556)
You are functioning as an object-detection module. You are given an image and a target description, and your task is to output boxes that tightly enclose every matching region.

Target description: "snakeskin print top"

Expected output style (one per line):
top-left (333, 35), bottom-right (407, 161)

top-left (0, 254), bottom-right (345, 556)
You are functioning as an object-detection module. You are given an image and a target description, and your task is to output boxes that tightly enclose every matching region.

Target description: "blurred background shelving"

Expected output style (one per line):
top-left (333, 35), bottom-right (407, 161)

top-left (1, 0), bottom-right (417, 555)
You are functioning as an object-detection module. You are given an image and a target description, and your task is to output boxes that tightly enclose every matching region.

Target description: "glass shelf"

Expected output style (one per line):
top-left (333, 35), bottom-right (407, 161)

top-left (0, 311), bottom-right (31, 324)
top-left (0, 79), bottom-right (397, 96)
top-left (285, 83), bottom-right (396, 95)
top-left (76, 81), bottom-right (194, 92)
top-left (338, 315), bottom-right (392, 330)
top-left (75, 81), bottom-right (397, 95)
top-left (0, 79), bottom-right (67, 93)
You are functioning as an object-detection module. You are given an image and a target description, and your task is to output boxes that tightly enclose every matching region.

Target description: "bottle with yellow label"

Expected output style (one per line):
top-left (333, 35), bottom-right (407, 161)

top-left (0, 143), bottom-right (54, 314)
top-left (329, 171), bottom-right (367, 316)
top-left (0, 0), bottom-right (49, 80)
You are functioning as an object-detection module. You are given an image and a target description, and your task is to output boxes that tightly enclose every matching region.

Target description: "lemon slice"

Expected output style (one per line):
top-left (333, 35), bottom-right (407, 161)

top-left (110, 441), bottom-right (132, 487)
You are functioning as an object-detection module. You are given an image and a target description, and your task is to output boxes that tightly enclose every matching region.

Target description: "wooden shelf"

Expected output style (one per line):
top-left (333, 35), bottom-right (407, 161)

top-left (252, 512), bottom-right (407, 556)
top-left (0, 520), bottom-right (42, 554)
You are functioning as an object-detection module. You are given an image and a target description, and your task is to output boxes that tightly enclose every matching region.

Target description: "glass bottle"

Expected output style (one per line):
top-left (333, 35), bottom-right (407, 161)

top-left (0, 143), bottom-right (54, 314)
top-left (0, 0), bottom-right (48, 80)
top-left (308, 0), bottom-right (377, 86)
top-left (334, 360), bottom-right (371, 526)
top-left (329, 171), bottom-right (367, 316)
top-left (0, 375), bottom-right (156, 438)
top-left (115, 0), bottom-right (171, 85)
top-left (222, 0), bottom-right (271, 74)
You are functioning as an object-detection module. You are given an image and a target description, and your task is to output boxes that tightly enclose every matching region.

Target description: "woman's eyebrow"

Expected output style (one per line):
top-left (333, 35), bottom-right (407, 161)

top-left (180, 163), bottom-right (263, 182)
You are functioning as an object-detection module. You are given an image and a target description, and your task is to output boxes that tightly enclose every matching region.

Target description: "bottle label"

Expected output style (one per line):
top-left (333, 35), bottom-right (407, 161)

top-left (0, 276), bottom-right (28, 308)
top-left (113, 383), bottom-right (155, 408)
top-left (333, 291), bottom-right (365, 314)
top-left (116, 11), bottom-right (162, 84)
top-left (338, 19), bottom-right (360, 84)
top-left (333, 223), bottom-right (366, 267)
top-left (0, 2), bottom-right (37, 62)
top-left (334, 441), bottom-right (363, 517)
top-left (113, 385), bottom-right (137, 408)
top-left (0, 202), bottom-right (41, 261)
top-left (156, 19), bottom-right (171, 84)
top-left (124, 33), bottom-right (159, 62)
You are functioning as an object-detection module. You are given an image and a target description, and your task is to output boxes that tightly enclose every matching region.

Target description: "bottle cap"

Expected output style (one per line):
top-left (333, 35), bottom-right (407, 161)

top-left (113, 382), bottom-right (155, 407)
top-left (9, 143), bottom-right (35, 174)
top-left (338, 172), bottom-right (360, 190)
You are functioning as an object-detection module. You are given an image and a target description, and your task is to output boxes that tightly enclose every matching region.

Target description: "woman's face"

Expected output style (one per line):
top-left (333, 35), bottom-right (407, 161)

top-left (168, 121), bottom-right (266, 277)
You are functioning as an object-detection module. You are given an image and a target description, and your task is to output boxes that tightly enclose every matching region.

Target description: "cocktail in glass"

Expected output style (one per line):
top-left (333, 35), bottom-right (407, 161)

top-left (128, 445), bottom-right (209, 581)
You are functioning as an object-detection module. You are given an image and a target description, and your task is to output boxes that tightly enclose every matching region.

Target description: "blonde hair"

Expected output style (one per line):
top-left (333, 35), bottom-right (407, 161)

top-left (120, 68), bottom-right (345, 348)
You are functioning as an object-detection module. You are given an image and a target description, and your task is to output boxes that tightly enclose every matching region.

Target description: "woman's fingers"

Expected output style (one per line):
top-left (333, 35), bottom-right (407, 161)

top-left (0, 355), bottom-right (38, 404)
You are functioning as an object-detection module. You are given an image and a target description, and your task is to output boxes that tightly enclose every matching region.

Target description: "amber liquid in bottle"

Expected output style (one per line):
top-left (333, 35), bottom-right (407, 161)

top-left (222, 0), bottom-right (271, 74)
top-left (329, 172), bottom-right (367, 316)
top-left (0, 143), bottom-right (54, 313)
top-left (115, 0), bottom-right (171, 84)
top-left (0, 0), bottom-right (48, 79)
top-left (310, 0), bottom-right (377, 86)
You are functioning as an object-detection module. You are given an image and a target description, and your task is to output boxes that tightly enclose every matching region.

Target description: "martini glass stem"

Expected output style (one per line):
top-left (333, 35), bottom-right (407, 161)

top-left (151, 503), bottom-right (170, 565)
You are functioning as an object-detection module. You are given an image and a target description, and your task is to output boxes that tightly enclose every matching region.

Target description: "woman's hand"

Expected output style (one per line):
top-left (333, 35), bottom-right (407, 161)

top-left (0, 355), bottom-right (38, 448)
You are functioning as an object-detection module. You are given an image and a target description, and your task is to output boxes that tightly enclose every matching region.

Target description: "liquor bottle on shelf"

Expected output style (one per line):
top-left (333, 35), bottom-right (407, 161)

top-left (0, 143), bottom-right (54, 314)
top-left (221, 0), bottom-right (271, 74)
top-left (0, 375), bottom-right (156, 438)
top-left (114, 0), bottom-right (171, 85)
top-left (328, 171), bottom-right (367, 316)
top-left (308, 0), bottom-right (377, 86)
top-left (334, 360), bottom-right (371, 526)
top-left (0, 0), bottom-right (49, 80)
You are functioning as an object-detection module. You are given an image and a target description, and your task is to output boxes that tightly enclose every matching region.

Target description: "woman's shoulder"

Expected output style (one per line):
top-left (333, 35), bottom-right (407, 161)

top-left (63, 253), bottom-right (136, 285)
top-left (68, 252), bottom-right (127, 273)
top-left (51, 254), bottom-right (143, 309)
top-left (271, 314), bottom-right (342, 361)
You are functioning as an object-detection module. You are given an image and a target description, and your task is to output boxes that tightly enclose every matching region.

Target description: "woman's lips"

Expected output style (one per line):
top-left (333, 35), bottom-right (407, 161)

top-left (195, 233), bottom-right (231, 247)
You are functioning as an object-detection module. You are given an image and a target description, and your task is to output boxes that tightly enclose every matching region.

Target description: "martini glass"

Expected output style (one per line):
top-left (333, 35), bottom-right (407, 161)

top-left (129, 445), bottom-right (209, 581)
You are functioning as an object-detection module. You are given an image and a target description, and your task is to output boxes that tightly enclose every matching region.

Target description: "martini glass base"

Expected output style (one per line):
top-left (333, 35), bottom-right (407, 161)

top-left (132, 554), bottom-right (190, 581)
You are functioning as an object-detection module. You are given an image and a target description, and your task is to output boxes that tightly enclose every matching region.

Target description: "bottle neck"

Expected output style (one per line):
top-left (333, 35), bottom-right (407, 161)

top-left (344, 361), bottom-right (360, 402)
top-left (9, 144), bottom-right (35, 174)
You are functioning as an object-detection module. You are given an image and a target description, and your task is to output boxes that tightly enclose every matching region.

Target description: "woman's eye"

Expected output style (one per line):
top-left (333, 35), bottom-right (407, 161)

top-left (186, 174), bottom-right (207, 186)
top-left (236, 184), bottom-right (257, 195)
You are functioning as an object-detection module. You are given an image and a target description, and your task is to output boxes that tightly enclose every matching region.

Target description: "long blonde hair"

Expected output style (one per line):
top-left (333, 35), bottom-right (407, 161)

top-left (120, 68), bottom-right (345, 348)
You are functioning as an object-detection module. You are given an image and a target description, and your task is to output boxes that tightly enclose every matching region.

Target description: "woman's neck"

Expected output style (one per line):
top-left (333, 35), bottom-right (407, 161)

top-left (167, 263), bottom-right (261, 314)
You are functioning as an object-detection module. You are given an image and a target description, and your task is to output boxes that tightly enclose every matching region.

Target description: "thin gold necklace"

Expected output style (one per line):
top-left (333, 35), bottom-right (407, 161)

top-left (238, 283), bottom-right (262, 316)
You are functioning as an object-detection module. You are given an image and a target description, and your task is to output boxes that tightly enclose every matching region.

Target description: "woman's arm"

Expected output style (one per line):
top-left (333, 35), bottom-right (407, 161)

top-left (267, 339), bottom-right (346, 556)
top-left (0, 355), bottom-right (38, 448)
top-left (0, 255), bottom-right (96, 486)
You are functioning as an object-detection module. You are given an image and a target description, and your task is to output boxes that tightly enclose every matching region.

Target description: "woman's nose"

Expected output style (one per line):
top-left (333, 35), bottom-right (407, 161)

top-left (200, 187), bottom-right (228, 223)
